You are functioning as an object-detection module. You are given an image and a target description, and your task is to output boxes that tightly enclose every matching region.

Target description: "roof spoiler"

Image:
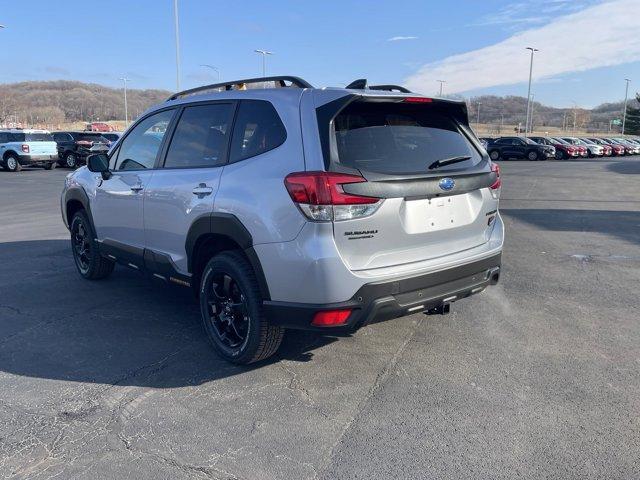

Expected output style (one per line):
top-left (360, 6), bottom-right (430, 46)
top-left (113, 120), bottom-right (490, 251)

top-left (166, 75), bottom-right (314, 101)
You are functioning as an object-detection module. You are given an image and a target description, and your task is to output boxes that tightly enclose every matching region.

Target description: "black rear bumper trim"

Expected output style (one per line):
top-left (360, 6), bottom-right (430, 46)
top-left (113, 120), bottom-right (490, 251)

top-left (263, 253), bottom-right (501, 332)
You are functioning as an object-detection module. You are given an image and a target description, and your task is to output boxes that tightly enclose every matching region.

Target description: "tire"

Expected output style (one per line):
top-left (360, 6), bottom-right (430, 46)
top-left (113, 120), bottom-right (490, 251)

top-left (70, 210), bottom-right (115, 280)
top-left (5, 154), bottom-right (21, 172)
top-left (555, 150), bottom-right (565, 160)
top-left (199, 251), bottom-right (284, 364)
top-left (489, 150), bottom-right (500, 161)
top-left (44, 162), bottom-right (56, 170)
top-left (63, 152), bottom-right (77, 169)
top-left (527, 150), bottom-right (538, 161)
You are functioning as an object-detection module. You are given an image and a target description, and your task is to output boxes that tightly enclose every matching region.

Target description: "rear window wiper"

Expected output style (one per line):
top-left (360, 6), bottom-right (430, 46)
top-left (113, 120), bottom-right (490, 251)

top-left (427, 155), bottom-right (471, 170)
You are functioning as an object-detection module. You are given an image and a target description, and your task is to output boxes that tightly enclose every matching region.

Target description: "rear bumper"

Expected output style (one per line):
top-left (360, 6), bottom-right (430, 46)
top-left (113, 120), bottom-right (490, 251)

top-left (17, 154), bottom-right (57, 165)
top-left (263, 253), bottom-right (501, 332)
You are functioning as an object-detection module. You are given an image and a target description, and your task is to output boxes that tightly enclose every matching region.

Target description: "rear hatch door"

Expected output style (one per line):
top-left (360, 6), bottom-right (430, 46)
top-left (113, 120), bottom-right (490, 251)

top-left (321, 95), bottom-right (499, 271)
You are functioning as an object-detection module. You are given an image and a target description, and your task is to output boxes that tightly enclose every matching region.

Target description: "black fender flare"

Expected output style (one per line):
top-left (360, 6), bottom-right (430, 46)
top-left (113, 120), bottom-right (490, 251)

top-left (186, 213), bottom-right (271, 300)
top-left (63, 187), bottom-right (96, 233)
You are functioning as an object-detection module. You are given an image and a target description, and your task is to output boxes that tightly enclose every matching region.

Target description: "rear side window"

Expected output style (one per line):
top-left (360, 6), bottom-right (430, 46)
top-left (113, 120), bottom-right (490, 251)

top-left (164, 103), bottom-right (234, 168)
top-left (25, 133), bottom-right (54, 142)
top-left (0, 133), bottom-right (8, 143)
top-left (333, 101), bottom-right (480, 174)
top-left (229, 100), bottom-right (286, 163)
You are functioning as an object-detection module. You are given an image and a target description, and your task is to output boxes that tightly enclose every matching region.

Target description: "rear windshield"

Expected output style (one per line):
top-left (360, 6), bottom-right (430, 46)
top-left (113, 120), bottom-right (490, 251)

top-left (76, 134), bottom-right (107, 142)
top-left (333, 101), bottom-right (480, 174)
top-left (10, 133), bottom-right (54, 142)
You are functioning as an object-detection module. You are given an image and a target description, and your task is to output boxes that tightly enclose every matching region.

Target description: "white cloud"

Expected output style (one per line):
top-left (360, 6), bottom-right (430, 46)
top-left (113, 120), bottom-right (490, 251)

top-left (387, 36), bottom-right (418, 42)
top-left (405, 0), bottom-right (640, 95)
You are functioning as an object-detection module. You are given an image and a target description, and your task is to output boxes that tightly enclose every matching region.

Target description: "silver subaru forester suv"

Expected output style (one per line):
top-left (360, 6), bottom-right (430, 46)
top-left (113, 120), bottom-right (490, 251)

top-left (61, 76), bottom-right (504, 364)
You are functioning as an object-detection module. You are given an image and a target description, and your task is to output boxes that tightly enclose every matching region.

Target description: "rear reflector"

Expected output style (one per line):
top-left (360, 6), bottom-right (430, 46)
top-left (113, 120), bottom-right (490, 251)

top-left (21, 144), bottom-right (29, 153)
top-left (311, 309), bottom-right (352, 327)
top-left (403, 97), bottom-right (433, 103)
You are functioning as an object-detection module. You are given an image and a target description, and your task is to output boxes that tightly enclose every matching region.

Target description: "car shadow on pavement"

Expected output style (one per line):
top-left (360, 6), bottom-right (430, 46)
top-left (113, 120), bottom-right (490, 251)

top-left (0, 239), bottom-right (340, 388)
top-left (606, 160), bottom-right (640, 174)
top-left (500, 208), bottom-right (640, 245)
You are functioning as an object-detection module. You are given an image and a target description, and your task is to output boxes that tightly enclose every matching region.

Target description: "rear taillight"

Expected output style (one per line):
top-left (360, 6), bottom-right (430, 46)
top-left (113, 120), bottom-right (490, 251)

top-left (311, 309), bottom-right (352, 327)
top-left (21, 144), bottom-right (29, 153)
top-left (284, 171), bottom-right (382, 222)
top-left (489, 162), bottom-right (501, 200)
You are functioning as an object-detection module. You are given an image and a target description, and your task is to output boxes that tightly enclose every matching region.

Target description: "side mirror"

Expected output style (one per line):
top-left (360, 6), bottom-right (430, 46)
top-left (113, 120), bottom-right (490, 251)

top-left (87, 154), bottom-right (111, 179)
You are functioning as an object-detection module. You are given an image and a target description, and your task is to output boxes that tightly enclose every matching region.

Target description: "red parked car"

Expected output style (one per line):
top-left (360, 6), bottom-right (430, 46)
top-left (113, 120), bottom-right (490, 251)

top-left (529, 136), bottom-right (579, 160)
top-left (84, 122), bottom-right (113, 132)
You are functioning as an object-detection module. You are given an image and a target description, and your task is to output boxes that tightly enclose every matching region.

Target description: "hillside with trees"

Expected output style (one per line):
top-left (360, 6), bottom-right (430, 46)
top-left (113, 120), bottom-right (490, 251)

top-left (0, 81), bottom-right (170, 127)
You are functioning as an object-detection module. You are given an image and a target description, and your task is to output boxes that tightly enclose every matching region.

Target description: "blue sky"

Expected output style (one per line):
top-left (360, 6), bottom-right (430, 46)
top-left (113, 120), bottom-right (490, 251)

top-left (1, 0), bottom-right (638, 108)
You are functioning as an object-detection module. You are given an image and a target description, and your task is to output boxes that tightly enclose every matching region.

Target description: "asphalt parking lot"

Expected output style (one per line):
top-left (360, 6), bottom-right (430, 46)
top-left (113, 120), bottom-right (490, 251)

top-left (1, 158), bottom-right (639, 479)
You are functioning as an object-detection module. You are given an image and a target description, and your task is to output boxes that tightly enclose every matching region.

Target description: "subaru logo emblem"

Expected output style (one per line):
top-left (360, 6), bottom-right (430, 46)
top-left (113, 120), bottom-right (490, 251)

top-left (438, 178), bottom-right (455, 191)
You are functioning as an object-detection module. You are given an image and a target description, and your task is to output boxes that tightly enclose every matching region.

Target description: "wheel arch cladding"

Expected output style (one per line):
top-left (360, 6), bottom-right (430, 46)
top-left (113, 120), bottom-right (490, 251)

top-left (186, 213), bottom-right (271, 300)
top-left (64, 188), bottom-right (96, 232)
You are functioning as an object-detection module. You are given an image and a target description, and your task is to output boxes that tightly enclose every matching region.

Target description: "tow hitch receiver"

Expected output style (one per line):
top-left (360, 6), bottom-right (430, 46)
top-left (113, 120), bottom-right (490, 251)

top-left (425, 303), bottom-right (451, 315)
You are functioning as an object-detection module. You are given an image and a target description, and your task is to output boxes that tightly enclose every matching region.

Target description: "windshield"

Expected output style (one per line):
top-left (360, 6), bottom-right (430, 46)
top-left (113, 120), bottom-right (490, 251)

top-left (523, 137), bottom-right (538, 145)
top-left (333, 101), bottom-right (481, 175)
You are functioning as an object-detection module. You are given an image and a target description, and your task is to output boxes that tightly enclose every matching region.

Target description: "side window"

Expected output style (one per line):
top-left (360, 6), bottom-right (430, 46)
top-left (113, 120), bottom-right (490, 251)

top-left (229, 100), bottom-right (286, 163)
top-left (164, 103), bottom-right (233, 169)
top-left (115, 109), bottom-right (174, 170)
top-left (0, 133), bottom-right (8, 144)
top-left (496, 138), bottom-right (509, 145)
top-left (108, 146), bottom-right (120, 170)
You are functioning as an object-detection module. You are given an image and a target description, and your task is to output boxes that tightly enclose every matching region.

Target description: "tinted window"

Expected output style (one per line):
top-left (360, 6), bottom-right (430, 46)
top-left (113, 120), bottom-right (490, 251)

top-left (230, 100), bottom-right (286, 163)
top-left (495, 138), bottom-right (511, 144)
top-left (25, 133), bottom-right (54, 142)
top-left (115, 109), bottom-right (174, 170)
top-left (333, 101), bottom-right (480, 174)
top-left (164, 103), bottom-right (233, 168)
top-left (0, 133), bottom-right (8, 143)
top-left (9, 133), bottom-right (25, 142)
top-left (53, 133), bottom-right (70, 142)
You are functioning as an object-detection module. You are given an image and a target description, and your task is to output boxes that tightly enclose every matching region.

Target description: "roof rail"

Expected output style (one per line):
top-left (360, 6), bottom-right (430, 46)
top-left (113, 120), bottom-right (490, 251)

top-left (166, 75), bottom-right (314, 101)
top-left (369, 84), bottom-right (411, 93)
top-left (344, 78), bottom-right (412, 93)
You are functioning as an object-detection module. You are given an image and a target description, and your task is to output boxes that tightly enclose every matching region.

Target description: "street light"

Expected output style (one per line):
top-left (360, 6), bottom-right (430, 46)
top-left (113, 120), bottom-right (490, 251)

top-left (437, 80), bottom-right (446, 96)
top-left (254, 49), bottom-right (273, 77)
top-left (173, 0), bottom-right (181, 91)
top-left (119, 77), bottom-right (130, 127)
top-left (622, 78), bottom-right (631, 135)
top-left (528, 94), bottom-right (535, 133)
top-left (524, 47), bottom-right (539, 135)
top-left (200, 64), bottom-right (221, 82)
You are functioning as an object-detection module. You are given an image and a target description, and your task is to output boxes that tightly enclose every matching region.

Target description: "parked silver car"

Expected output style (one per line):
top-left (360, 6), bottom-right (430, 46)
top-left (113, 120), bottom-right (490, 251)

top-left (60, 76), bottom-right (504, 363)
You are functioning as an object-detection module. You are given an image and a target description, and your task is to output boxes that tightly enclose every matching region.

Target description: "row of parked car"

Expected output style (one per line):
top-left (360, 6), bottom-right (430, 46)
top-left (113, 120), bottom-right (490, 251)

top-left (479, 135), bottom-right (640, 161)
top-left (0, 129), bottom-right (122, 171)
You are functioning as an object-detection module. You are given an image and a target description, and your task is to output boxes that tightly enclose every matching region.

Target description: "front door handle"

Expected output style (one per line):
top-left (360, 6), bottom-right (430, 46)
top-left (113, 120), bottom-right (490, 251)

top-left (192, 183), bottom-right (214, 196)
top-left (130, 184), bottom-right (144, 192)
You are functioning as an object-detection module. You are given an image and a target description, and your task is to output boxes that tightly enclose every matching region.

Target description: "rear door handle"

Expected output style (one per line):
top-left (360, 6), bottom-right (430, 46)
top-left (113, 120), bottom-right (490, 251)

top-left (130, 184), bottom-right (144, 192)
top-left (192, 183), bottom-right (214, 196)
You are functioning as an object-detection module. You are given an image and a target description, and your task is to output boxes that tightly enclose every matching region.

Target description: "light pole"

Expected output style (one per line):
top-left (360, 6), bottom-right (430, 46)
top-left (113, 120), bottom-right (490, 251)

top-left (476, 101), bottom-right (482, 125)
top-left (119, 77), bottom-right (130, 127)
top-left (528, 94), bottom-right (535, 133)
top-left (622, 78), bottom-right (631, 135)
top-left (524, 47), bottom-right (538, 135)
top-left (254, 49), bottom-right (273, 77)
top-left (437, 80), bottom-right (446, 96)
top-left (200, 64), bottom-right (221, 82)
top-left (173, 0), bottom-right (181, 91)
